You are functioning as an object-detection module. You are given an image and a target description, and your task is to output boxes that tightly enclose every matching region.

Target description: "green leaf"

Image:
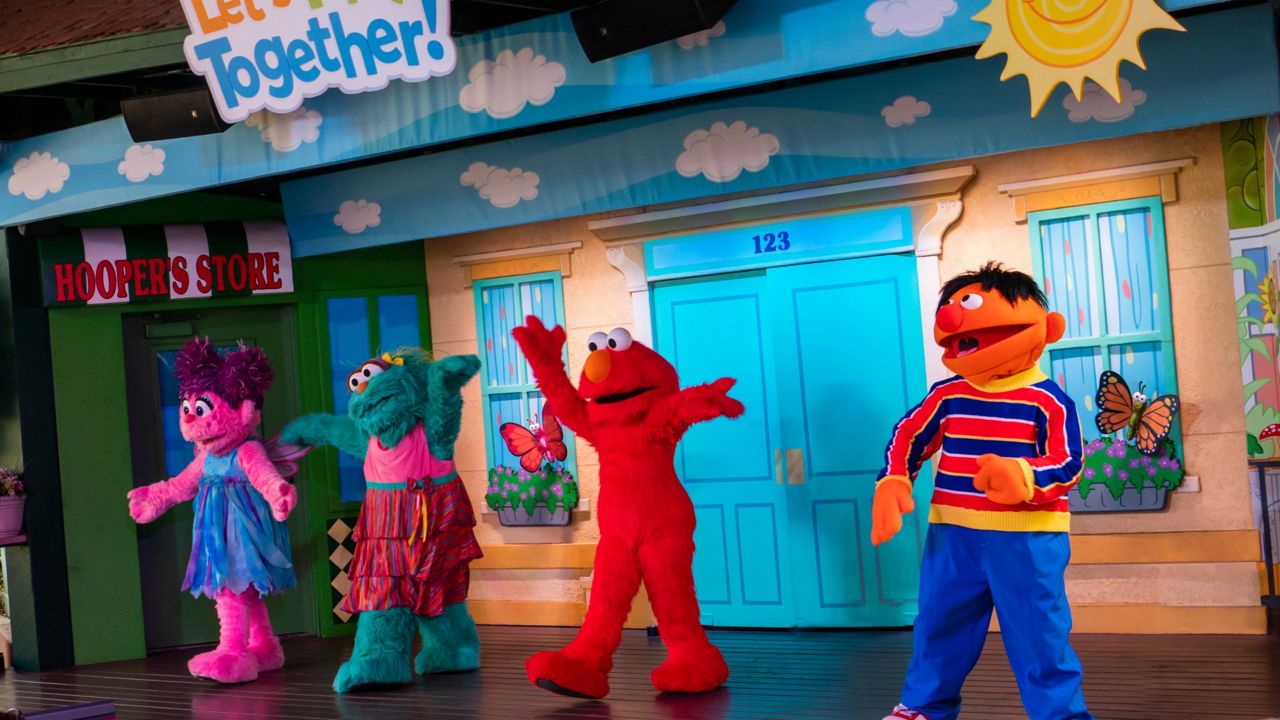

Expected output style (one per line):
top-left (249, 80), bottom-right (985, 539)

top-left (1238, 294), bottom-right (1261, 316)
top-left (1240, 315), bottom-right (1264, 330)
top-left (1245, 336), bottom-right (1273, 361)
top-left (1245, 378), bottom-right (1273, 402)
top-left (1234, 255), bottom-right (1261, 275)
top-left (1249, 433), bottom-right (1266, 456)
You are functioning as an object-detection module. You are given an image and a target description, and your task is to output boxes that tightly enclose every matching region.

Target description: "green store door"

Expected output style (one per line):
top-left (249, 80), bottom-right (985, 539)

top-left (653, 254), bottom-right (932, 628)
top-left (123, 306), bottom-right (315, 651)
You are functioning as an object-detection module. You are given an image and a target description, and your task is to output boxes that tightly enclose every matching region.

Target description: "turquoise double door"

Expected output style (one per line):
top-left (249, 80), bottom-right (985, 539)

top-left (653, 254), bottom-right (932, 628)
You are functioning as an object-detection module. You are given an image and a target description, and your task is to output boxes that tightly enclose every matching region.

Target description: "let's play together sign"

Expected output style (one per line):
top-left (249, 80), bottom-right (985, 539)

top-left (180, 0), bottom-right (456, 123)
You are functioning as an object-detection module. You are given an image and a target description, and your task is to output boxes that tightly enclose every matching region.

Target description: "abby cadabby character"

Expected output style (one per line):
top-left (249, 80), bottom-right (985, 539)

top-left (281, 349), bottom-right (482, 693)
top-left (126, 338), bottom-right (304, 684)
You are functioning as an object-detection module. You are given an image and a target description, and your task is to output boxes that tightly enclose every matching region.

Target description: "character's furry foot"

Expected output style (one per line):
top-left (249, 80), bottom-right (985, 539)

top-left (526, 650), bottom-right (610, 699)
top-left (188, 649), bottom-right (260, 684)
top-left (332, 653), bottom-right (413, 693)
top-left (415, 638), bottom-right (479, 675)
top-left (651, 644), bottom-right (728, 693)
top-left (248, 635), bottom-right (285, 672)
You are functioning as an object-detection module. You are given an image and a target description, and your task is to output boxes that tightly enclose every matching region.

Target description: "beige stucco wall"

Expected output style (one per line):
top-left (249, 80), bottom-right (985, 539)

top-left (426, 123), bottom-right (1257, 610)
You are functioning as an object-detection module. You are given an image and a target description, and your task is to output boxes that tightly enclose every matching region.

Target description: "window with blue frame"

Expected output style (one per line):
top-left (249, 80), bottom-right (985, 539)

top-left (325, 292), bottom-right (425, 503)
top-left (1029, 196), bottom-right (1179, 442)
top-left (473, 272), bottom-right (576, 474)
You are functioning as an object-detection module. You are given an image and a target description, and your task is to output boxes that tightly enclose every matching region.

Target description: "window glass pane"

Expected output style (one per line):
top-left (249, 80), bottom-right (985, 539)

top-left (377, 295), bottom-right (420, 352)
top-left (1243, 246), bottom-right (1269, 323)
top-left (479, 284), bottom-right (520, 388)
top-left (519, 279), bottom-right (559, 384)
top-left (486, 392), bottom-right (526, 468)
top-left (1048, 346), bottom-right (1104, 441)
top-left (1038, 216), bottom-right (1098, 339)
top-left (1108, 341), bottom-right (1174, 399)
top-left (1099, 208), bottom-right (1162, 335)
top-left (326, 297), bottom-right (371, 503)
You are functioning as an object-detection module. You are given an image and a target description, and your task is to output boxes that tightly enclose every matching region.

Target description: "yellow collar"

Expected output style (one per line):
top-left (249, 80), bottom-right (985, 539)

top-left (967, 366), bottom-right (1047, 393)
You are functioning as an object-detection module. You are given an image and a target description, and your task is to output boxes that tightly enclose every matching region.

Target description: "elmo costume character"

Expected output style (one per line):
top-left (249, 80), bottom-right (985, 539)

top-left (512, 317), bottom-right (743, 699)
top-left (874, 263), bottom-right (1091, 720)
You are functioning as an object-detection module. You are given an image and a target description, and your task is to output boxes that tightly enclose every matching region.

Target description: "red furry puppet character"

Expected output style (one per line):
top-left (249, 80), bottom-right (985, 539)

top-left (512, 317), bottom-right (743, 699)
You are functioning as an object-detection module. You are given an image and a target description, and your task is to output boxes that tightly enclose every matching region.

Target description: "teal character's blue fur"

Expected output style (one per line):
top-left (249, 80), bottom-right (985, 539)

top-left (281, 349), bottom-right (482, 692)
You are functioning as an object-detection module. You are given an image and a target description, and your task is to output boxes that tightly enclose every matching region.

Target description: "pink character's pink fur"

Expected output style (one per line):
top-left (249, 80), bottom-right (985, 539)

top-left (127, 338), bottom-right (295, 684)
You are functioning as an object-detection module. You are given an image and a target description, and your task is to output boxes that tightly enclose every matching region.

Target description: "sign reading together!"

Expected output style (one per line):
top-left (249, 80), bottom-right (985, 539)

top-left (180, 0), bottom-right (456, 123)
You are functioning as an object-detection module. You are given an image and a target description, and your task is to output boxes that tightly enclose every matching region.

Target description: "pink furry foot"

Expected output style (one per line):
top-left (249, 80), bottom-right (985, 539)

top-left (188, 649), bottom-right (260, 684)
top-left (526, 650), bottom-right (610, 699)
top-left (249, 635), bottom-right (285, 672)
top-left (651, 644), bottom-right (728, 693)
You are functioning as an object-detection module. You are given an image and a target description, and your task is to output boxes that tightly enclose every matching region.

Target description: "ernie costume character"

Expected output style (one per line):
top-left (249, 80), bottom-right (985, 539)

top-left (874, 263), bottom-right (1092, 720)
top-left (512, 318), bottom-right (743, 699)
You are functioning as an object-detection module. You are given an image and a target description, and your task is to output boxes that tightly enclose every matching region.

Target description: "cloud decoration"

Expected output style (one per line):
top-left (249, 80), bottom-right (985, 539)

top-left (677, 20), bottom-right (727, 49)
top-left (118, 144), bottom-right (166, 182)
top-left (460, 162), bottom-right (541, 208)
top-left (882, 96), bottom-right (931, 127)
top-left (8, 151), bottom-right (70, 200)
top-left (676, 121), bottom-right (780, 183)
top-left (333, 199), bottom-right (382, 234)
top-left (866, 0), bottom-right (957, 37)
top-left (1064, 79), bottom-right (1148, 123)
top-left (245, 107), bottom-right (323, 152)
top-left (459, 48), bottom-right (567, 120)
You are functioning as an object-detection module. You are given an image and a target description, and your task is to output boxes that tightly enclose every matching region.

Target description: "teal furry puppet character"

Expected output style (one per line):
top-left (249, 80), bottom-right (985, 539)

top-left (280, 349), bottom-right (483, 693)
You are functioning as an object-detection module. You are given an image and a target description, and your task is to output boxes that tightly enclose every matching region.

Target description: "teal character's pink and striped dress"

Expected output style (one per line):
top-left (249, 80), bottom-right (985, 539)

top-left (341, 422), bottom-right (483, 617)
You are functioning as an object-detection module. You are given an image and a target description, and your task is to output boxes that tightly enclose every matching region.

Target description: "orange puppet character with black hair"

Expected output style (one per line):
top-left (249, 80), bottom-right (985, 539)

top-left (875, 262), bottom-right (1092, 720)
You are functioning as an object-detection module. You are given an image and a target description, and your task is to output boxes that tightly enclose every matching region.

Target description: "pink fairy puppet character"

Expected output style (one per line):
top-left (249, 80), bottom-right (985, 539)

top-left (126, 338), bottom-right (305, 684)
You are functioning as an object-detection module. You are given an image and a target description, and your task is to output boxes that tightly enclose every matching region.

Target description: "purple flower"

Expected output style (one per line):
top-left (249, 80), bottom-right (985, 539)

top-left (1169, 459), bottom-right (1180, 471)
top-left (551, 482), bottom-right (564, 497)
top-left (518, 469), bottom-right (530, 481)
top-left (542, 489), bottom-right (550, 498)
top-left (1119, 470), bottom-right (1129, 481)
top-left (1103, 464), bottom-right (1113, 477)
top-left (519, 492), bottom-right (528, 500)
top-left (1145, 466), bottom-right (1158, 478)
top-left (1129, 458), bottom-right (1140, 469)
top-left (1083, 467), bottom-right (1096, 480)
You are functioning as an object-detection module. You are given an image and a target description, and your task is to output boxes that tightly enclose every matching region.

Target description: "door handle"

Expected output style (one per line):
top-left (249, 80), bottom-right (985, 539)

top-left (786, 448), bottom-right (806, 485)
top-left (775, 449), bottom-right (785, 484)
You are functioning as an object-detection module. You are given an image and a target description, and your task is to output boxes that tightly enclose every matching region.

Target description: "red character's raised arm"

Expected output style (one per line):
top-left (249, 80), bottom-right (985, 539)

top-left (647, 377), bottom-right (744, 444)
top-left (511, 316), bottom-right (593, 442)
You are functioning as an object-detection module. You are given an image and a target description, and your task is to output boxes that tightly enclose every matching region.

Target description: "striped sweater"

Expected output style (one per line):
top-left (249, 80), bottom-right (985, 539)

top-left (877, 366), bottom-right (1083, 533)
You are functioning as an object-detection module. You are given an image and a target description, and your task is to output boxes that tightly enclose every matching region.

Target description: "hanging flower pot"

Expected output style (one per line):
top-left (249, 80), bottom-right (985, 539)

top-left (485, 465), bottom-right (579, 527)
top-left (0, 469), bottom-right (26, 537)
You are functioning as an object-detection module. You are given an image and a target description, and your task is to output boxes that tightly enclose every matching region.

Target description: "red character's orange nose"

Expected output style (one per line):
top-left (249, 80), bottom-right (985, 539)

top-left (584, 350), bottom-right (611, 384)
top-left (936, 304), bottom-right (964, 333)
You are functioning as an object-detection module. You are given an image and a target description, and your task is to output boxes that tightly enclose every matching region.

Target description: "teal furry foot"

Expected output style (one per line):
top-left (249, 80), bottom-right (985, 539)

top-left (332, 652), bottom-right (414, 693)
top-left (333, 608), bottom-right (415, 693)
top-left (415, 602), bottom-right (481, 675)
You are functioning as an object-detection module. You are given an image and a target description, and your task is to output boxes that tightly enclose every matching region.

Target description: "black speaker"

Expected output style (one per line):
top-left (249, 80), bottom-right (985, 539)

top-left (571, 0), bottom-right (737, 63)
top-left (121, 87), bottom-right (232, 142)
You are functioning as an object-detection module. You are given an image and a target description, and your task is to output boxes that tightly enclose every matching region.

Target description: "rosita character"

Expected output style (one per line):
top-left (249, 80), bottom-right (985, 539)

top-left (875, 263), bottom-right (1092, 720)
top-left (512, 317), bottom-right (743, 699)
top-left (280, 349), bottom-right (483, 693)
top-left (127, 339), bottom-right (301, 684)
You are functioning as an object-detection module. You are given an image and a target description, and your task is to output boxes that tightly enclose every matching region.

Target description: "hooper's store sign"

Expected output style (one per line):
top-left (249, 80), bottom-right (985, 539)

top-left (181, 0), bottom-right (455, 123)
top-left (40, 222), bottom-right (294, 307)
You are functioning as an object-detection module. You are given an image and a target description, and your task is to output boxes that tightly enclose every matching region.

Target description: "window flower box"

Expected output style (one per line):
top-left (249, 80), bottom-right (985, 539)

top-left (485, 464), bottom-right (579, 527)
top-left (1069, 436), bottom-right (1182, 513)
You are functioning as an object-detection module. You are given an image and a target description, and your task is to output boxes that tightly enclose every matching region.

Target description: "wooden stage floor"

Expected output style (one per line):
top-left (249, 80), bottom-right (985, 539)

top-left (1, 625), bottom-right (1278, 719)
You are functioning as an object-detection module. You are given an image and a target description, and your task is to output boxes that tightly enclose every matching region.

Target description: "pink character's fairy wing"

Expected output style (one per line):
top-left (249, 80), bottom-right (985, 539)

top-left (265, 433), bottom-right (313, 480)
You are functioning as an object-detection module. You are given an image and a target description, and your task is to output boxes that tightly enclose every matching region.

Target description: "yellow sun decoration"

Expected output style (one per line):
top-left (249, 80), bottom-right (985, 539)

top-left (973, 0), bottom-right (1185, 117)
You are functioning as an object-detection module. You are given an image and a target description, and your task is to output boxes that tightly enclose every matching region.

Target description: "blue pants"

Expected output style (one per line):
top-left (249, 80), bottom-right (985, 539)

top-left (901, 524), bottom-right (1093, 720)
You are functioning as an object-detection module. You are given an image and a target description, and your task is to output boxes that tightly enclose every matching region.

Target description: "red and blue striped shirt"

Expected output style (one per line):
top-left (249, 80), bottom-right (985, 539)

top-left (877, 366), bottom-right (1083, 532)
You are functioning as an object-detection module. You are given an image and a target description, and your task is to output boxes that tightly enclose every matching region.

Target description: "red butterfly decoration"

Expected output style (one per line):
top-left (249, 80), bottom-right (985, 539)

top-left (500, 410), bottom-right (568, 473)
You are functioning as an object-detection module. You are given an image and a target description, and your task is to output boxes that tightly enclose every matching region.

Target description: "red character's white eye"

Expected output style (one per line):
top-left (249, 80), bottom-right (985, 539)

top-left (606, 328), bottom-right (633, 351)
top-left (587, 331), bottom-right (608, 352)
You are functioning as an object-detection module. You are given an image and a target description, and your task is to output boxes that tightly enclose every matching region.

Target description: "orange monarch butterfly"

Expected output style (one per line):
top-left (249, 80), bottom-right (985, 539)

top-left (500, 410), bottom-right (568, 473)
top-left (1094, 371), bottom-right (1180, 456)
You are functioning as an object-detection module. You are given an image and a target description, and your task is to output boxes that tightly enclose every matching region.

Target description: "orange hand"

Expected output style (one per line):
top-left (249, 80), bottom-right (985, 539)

top-left (871, 477), bottom-right (915, 546)
top-left (973, 454), bottom-right (1033, 505)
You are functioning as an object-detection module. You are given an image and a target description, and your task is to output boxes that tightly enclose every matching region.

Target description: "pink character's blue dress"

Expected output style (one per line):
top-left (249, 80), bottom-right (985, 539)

top-left (182, 445), bottom-right (296, 598)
